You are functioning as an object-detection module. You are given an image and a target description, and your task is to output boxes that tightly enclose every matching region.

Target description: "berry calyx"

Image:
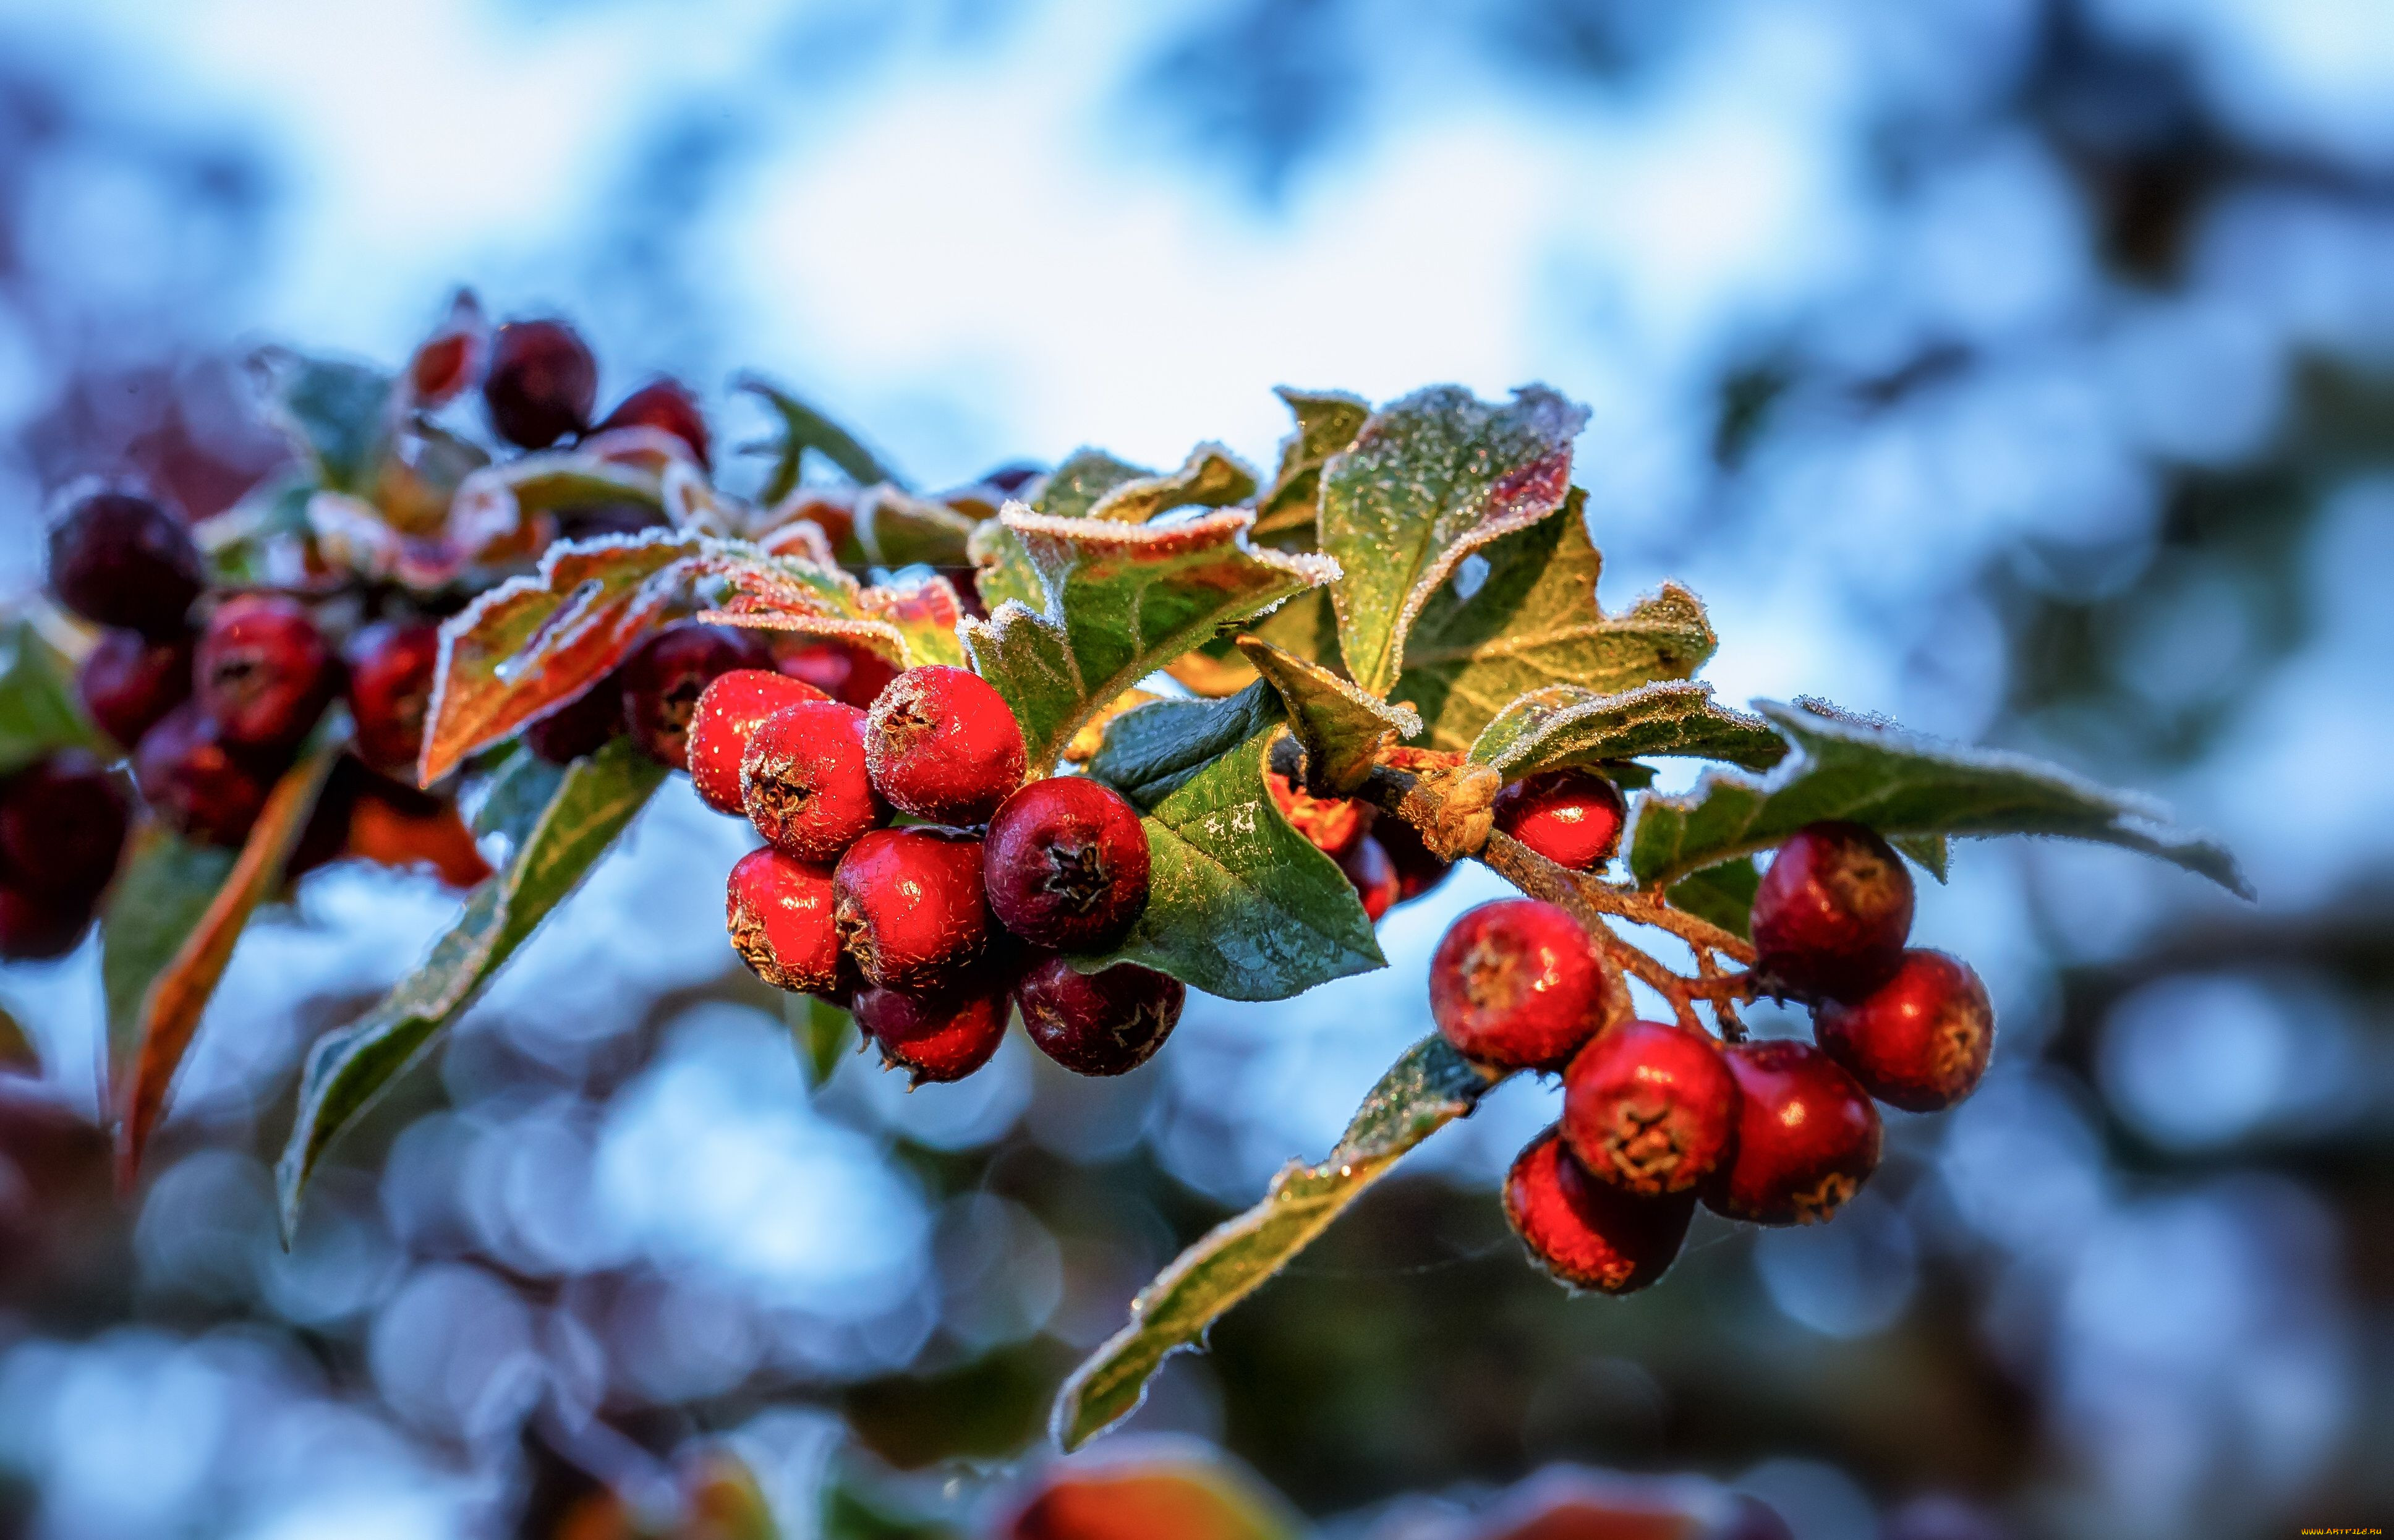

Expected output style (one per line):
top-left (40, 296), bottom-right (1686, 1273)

top-left (78, 629), bottom-right (192, 751)
top-left (1750, 821), bottom-right (1914, 1002)
top-left (1492, 768), bottom-right (1627, 871)
top-left (1704, 1040), bottom-right (1881, 1225)
top-left (0, 751), bottom-right (128, 899)
top-left (46, 490), bottom-right (205, 638)
top-left (741, 700), bottom-right (885, 862)
top-left (772, 637), bottom-right (898, 710)
top-left (482, 318), bottom-right (598, 449)
top-left (1813, 948), bottom-right (1994, 1112)
top-left (524, 671), bottom-right (625, 764)
top-left (832, 826), bottom-right (991, 992)
top-left (854, 966), bottom-right (1012, 1085)
top-left (133, 701), bottom-right (276, 847)
top-left (1561, 1021), bottom-right (1741, 1196)
top-left (1337, 833), bottom-right (1399, 921)
top-left (344, 619), bottom-right (441, 776)
top-left (1013, 953), bottom-right (1183, 1076)
top-left (1264, 768), bottom-right (1366, 856)
top-left (982, 776), bottom-right (1149, 951)
top-left (594, 378), bottom-right (710, 467)
top-left (195, 594), bottom-right (338, 751)
top-left (618, 622), bottom-right (768, 771)
top-left (688, 670), bottom-right (830, 815)
top-left (725, 847), bottom-right (843, 995)
top-left (1430, 899), bottom-right (1612, 1070)
top-left (863, 665), bottom-right (1027, 824)
top-left (1505, 1126), bottom-right (1695, 1295)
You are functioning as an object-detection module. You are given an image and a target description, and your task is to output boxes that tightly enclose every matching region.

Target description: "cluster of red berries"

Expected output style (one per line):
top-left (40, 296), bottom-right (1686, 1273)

top-left (1431, 817), bottom-right (1991, 1294)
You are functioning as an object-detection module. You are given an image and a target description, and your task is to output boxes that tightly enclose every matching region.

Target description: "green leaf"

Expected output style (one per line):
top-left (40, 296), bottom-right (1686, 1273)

top-left (786, 993), bottom-right (856, 1089)
top-left (1053, 1034), bottom-right (1494, 1450)
top-left (1321, 385), bottom-right (1590, 697)
top-left (103, 827), bottom-right (238, 1095)
top-left (1892, 833), bottom-right (1951, 882)
top-left (1034, 448), bottom-right (1152, 520)
top-left (257, 351), bottom-right (393, 493)
top-left (1394, 495), bottom-right (1716, 752)
top-left (0, 997), bottom-right (35, 1073)
top-left (1086, 681), bottom-right (1284, 811)
top-left (1628, 700), bottom-right (2250, 896)
top-left (0, 622), bottom-right (104, 770)
top-left (1096, 730), bottom-right (1383, 1001)
top-left (1235, 636), bottom-right (1418, 796)
top-left (961, 509), bottom-right (1338, 775)
top-left (276, 739), bottom-right (665, 1239)
top-left (1087, 442), bottom-right (1259, 523)
top-left (1253, 386), bottom-right (1370, 547)
top-left (741, 376), bottom-right (908, 499)
top-left (1665, 857), bottom-right (1759, 942)
top-left (1468, 681), bottom-right (1787, 778)
top-left (848, 485), bottom-right (978, 568)
top-left (968, 519), bottom-right (1043, 617)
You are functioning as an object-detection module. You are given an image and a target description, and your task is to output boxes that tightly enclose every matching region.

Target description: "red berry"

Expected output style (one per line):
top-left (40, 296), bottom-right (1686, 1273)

top-left (725, 847), bottom-right (843, 994)
top-left (1750, 821), bottom-right (1914, 1002)
top-left (1504, 1126), bottom-right (1695, 1295)
top-left (344, 619), bottom-right (441, 776)
top-left (46, 490), bottom-right (205, 639)
top-left (855, 963), bottom-right (1012, 1084)
top-left (0, 880), bottom-right (98, 961)
top-left (1264, 768), bottom-right (1366, 856)
top-left (195, 594), bottom-right (338, 751)
top-left (1337, 833), bottom-right (1399, 921)
top-left (772, 637), bottom-right (900, 710)
top-left (982, 776), bottom-right (1149, 951)
top-left (78, 629), bottom-right (192, 751)
top-left (864, 666), bottom-right (1027, 824)
top-left (133, 701), bottom-right (276, 847)
top-left (741, 700), bottom-right (885, 862)
top-left (688, 670), bottom-right (830, 815)
top-left (1372, 814), bottom-right (1452, 906)
top-left (0, 751), bottom-right (129, 898)
top-left (408, 291), bottom-right (488, 406)
top-left (1493, 768), bottom-right (1626, 871)
top-left (482, 318), bottom-right (597, 449)
top-left (1704, 1040), bottom-right (1881, 1225)
top-left (1561, 1021), bottom-right (1740, 1196)
top-left (833, 826), bottom-right (990, 992)
top-left (618, 622), bottom-right (767, 772)
top-left (1814, 949), bottom-right (1994, 1112)
top-left (1013, 953), bottom-right (1183, 1075)
top-left (594, 378), bottom-right (710, 467)
top-left (978, 462), bottom-right (1043, 493)
top-left (1430, 899), bottom-right (1611, 1070)
top-left (524, 671), bottom-right (626, 764)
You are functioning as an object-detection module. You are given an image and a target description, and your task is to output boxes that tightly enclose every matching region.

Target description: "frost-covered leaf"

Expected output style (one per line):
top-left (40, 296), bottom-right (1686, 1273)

top-left (1086, 442), bottom-right (1259, 523)
top-left (1469, 681), bottom-right (1787, 778)
top-left (698, 550), bottom-right (967, 669)
top-left (741, 376), bottom-right (907, 500)
top-left (255, 351), bottom-right (392, 494)
top-left (1086, 681), bottom-right (1284, 811)
top-left (1321, 385), bottom-right (1589, 697)
top-left (0, 621), bottom-right (103, 771)
top-left (849, 484), bottom-right (978, 568)
top-left (1893, 834), bottom-right (1951, 882)
top-left (1034, 449), bottom-right (1152, 521)
top-left (1053, 1034), bottom-right (1494, 1450)
top-left (1253, 386), bottom-right (1370, 547)
top-left (1629, 700), bottom-right (2250, 896)
top-left (1236, 637), bottom-right (1418, 796)
top-left (103, 827), bottom-right (236, 1111)
top-left (447, 451), bottom-right (662, 551)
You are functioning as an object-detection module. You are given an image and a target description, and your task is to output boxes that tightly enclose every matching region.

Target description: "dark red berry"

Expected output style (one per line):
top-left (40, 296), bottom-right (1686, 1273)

top-left (688, 670), bottom-right (830, 815)
top-left (772, 637), bottom-right (900, 710)
top-left (1815, 949), bottom-right (1994, 1112)
top-left (133, 701), bottom-right (277, 847)
top-left (1337, 833), bottom-right (1399, 921)
top-left (524, 671), bottom-right (626, 764)
top-left (1705, 1040), bottom-right (1881, 1225)
top-left (1505, 1126), bottom-right (1695, 1295)
top-left (1430, 899), bottom-right (1612, 1070)
top-left (833, 826), bottom-right (990, 992)
top-left (864, 666), bottom-right (1027, 824)
top-left (78, 629), bottom-right (192, 751)
top-left (555, 501), bottom-right (667, 543)
top-left (1264, 768), bottom-right (1366, 856)
top-left (1014, 953), bottom-right (1183, 1075)
top-left (1493, 768), bottom-right (1626, 871)
top-left (1561, 1021), bottom-right (1740, 1196)
top-left (1372, 814), bottom-right (1452, 906)
top-left (742, 700), bottom-right (885, 862)
top-left (344, 619), bottom-right (441, 776)
top-left (856, 977), bottom-right (1011, 1085)
top-left (0, 881), bottom-right (97, 961)
top-left (47, 490), bottom-right (205, 638)
top-left (594, 378), bottom-right (709, 467)
top-left (482, 318), bottom-right (597, 449)
top-left (1750, 821), bottom-right (1914, 1002)
top-left (0, 751), bottom-right (128, 898)
top-left (618, 622), bottom-right (767, 772)
top-left (408, 290), bottom-right (487, 406)
top-left (195, 594), bottom-right (337, 751)
top-left (725, 847), bottom-right (843, 994)
top-left (978, 462), bottom-right (1043, 493)
top-left (982, 776), bottom-right (1149, 951)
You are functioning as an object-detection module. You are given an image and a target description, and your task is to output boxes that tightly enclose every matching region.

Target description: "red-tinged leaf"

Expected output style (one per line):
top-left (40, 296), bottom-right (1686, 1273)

top-left (404, 289), bottom-right (488, 407)
top-left (695, 550), bottom-right (968, 668)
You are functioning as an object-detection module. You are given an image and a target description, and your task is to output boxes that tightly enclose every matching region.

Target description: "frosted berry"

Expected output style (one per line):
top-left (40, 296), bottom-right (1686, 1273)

top-left (1704, 1040), bottom-right (1881, 1225)
top-left (725, 847), bottom-right (843, 995)
top-left (1264, 768), bottom-right (1366, 856)
top-left (344, 619), bottom-right (441, 775)
top-left (1493, 768), bottom-right (1626, 871)
top-left (0, 751), bottom-right (128, 898)
top-left (982, 776), bottom-right (1148, 950)
top-left (79, 629), bottom-right (192, 751)
top-left (1561, 1021), bottom-right (1740, 1196)
top-left (47, 490), bottom-right (205, 638)
top-left (833, 826), bottom-right (990, 992)
top-left (1373, 815), bottom-right (1452, 906)
top-left (741, 700), bottom-right (885, 862)
top-left (864, 665), bottom-right (1026, 824)
top-left (1505, 1126), bottom-right (1695, 1295)
top-left (1750, 821), bottom-right (1914, 1002)
top-left (773, 637), bottom-right (899, 710)
top-left (0, 882), bottom-right (96, 961)
top-left (595, 378), bottom-right (709, 467)
top-left (524, 672), bottom-right (625, 764)
top-left (134, 701), bottom-right (276, 847)
top-left (483, 318), bottom-right (597, 449)
top-left (195, 594), bottom-right (338, 751)
top-left (856, 959), bottom-right (1013, 1084)
top-left (1014, 953), bottom-right (1183, 1076)
top-left (1337, 833), bottom-right (1399, 921)
top-left (618, 622), bottom-right (767, 771)
top-left (1815, 949), bottom-right (1994, 1112)
top-left (1430, 899), bottom-right (1611, 1070)
top-left (688, 670), bottom-right (829, 815)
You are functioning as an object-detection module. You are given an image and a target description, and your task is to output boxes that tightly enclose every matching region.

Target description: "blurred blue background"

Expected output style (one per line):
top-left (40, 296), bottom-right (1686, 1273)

top-left (0, 2), bottom-right (2390, 1537)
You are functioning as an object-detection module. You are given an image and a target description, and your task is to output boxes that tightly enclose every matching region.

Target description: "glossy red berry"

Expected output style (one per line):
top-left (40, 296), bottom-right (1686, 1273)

top-left (47, 490), bottom-right (205, 639)
top-left (982, 776), bottom-right (1149, 951)
top-left (133, 701), bottom-right (276, 847)
top-left (78, 629), bottom-right (192, 751)
top-left (344, 619), bottom-right (441, 776)
top-left (687, 670), bottom-right (829, 815)
top-left (1815, 949), bottom-right (1994, 1112)
top-left (833, 826), bottom-right (991, 992)
top-left (1750, 821), bottom-right (1914, 1002)
top-left (195, 594), bottom-right (338, 751)
top-left (854, 968), bottom-right (1012, 1085)
top-left (1561, 1021), bottom-right (1740, 1196)
top-left (1505, 1126), bottom-right (1695, 1295)
top-left (864, 666), bottom-right (1027, 824)
top-left (1705, 1040), bottom-right (1882, 1225)
top-left (1013, 953), bottom-right (1183, 1076)
top-left (1493, 768), bottom-right (1627, 871)
top-left (1430, 899), bottom-right (1612, 1070)
top-left (1264, 768), bottom-right (1366, 856)
top-left (1372, 814), bottom-right (1452, 906)
top-left (0, 751), bottom-right (129, 898)
top-left (524, 671), bottom-right (626, 764)
top-left (772, 637), bottom-right (900, 710)
top-left (595, 378), bottom-right (709, 467)
top-left (483, 318), bottom-right (597, 449)
top-left (725, 847), bottom-right (843, 995)
top-left (0, 882), bottom-right (97, 961)
top-left (741, 700), bottom-right (885, 862)
top-left (618, 623), bottom-right (768, 772)
top-left (1337, 833), bottom-right (1399, 921)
